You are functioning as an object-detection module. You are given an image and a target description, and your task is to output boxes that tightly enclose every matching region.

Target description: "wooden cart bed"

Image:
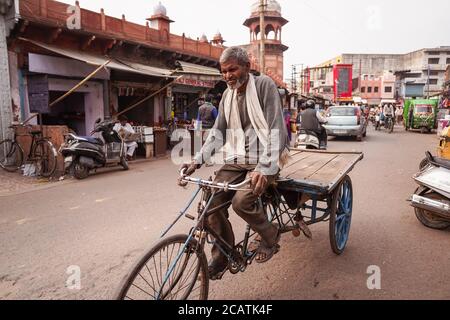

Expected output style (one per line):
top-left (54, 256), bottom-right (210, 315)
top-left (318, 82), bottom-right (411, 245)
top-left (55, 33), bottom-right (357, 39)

top-left (277, 149), bottom-right (364, 195)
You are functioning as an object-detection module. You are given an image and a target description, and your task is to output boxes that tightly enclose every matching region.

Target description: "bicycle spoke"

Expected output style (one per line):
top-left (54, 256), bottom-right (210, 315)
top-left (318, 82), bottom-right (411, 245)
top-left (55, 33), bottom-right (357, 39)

top-left (131, 281), bottom-right (156, 299)
top-left (144, 263), bottom-right (158, 297)
top-left (137, 271), bottom-right (158, 295)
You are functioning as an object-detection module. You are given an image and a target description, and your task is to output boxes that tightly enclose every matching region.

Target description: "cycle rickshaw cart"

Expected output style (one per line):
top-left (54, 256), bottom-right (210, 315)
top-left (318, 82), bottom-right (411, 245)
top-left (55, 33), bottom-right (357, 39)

top-left (115, 149), bottom-right (364, 300)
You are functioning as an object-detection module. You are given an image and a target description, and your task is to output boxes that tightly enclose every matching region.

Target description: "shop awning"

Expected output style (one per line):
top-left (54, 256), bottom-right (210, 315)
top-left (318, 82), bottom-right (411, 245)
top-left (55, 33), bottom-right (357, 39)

top-left (20, 38), bottom-right (174, 78)
top-left (175, 60), bottom-right (222, 79)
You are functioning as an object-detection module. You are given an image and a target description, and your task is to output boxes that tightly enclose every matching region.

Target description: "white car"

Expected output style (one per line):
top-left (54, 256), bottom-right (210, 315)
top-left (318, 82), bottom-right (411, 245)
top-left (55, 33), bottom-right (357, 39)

top-left (323, 106), bottom-right (367, 141)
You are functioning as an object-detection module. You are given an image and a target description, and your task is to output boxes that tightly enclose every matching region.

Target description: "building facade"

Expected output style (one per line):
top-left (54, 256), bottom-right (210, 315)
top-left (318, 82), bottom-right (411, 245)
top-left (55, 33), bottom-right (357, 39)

top-left (6, 0), bottom-right (225, 135)
top-left (315, 47), bottom-right (450, 99)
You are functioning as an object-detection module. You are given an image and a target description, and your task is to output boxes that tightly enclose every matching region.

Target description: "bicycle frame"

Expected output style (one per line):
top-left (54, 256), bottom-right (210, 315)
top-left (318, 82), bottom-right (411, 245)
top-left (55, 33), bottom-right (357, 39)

top-left (155, 172), bottom-right (322, 299)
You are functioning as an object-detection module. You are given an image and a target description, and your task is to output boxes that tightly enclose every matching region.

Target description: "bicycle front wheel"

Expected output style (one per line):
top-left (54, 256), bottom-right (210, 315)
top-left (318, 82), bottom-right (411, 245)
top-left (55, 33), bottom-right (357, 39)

top-left (115, 234), bottom-right (209, 300)
top-left (33, 140), bottom-right (57, 177)
top-left (0, 140), bottom-right (24, 172)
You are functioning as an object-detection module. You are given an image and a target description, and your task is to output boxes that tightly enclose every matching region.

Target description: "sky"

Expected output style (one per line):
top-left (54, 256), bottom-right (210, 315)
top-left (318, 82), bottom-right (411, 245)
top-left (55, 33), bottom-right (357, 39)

top-left (58, 0), bottom-right (450, 82)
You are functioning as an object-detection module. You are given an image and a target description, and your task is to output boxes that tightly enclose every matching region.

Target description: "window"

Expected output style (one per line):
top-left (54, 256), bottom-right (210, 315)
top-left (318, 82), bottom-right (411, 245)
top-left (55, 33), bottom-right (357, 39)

top-left (406, 73), bottom-right (422, 78)
top-left (385, 86), bottom-right (392, 93)
top-left (428, 58), bottom-right (440, 64)
top-left (428, 79), bottom-right (438, 85)
top-left (429, 71), bottom-right (439, 76)
top-left (447, 57), bottom-right (450, 64)
top-left (374, 87), bottom-right (379, 93)
top-left (367, 87), bottom-right (372, 93)
top-left (329, 107), bottom-right (357, 116)
top-left (361, 87), bottom-right (366, 93)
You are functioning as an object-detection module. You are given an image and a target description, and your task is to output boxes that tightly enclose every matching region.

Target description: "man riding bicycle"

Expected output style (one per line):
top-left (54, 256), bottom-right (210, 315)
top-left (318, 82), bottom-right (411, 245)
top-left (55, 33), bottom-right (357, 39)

top-left (383, 103), bottom-right (395, 129)
top-left (179, 47), bottom-right (290, 280)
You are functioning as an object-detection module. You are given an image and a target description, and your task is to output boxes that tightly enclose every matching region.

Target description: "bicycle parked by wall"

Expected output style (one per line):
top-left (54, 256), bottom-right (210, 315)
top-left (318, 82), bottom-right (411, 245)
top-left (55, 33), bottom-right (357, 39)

top-left (0, 124), bottom-right (58, 177)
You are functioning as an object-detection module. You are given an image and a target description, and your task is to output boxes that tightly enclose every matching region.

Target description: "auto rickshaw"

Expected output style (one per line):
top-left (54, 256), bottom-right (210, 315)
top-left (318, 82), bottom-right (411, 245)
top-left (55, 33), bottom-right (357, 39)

top-left (419, 123), bottom-right (450, 170)
top-left (403, 99), bottom-right (438, 134)
top-left (438, 125), bottom-right (450, 159)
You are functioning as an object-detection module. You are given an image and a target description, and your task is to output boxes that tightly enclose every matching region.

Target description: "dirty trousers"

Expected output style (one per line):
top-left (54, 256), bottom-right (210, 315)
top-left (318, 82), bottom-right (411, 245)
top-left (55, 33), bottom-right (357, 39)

top-left (207, 164), bottom-right (278, 264)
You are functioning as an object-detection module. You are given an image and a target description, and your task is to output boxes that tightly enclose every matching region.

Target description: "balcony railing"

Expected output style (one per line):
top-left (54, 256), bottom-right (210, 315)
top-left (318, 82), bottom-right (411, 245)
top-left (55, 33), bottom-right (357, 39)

top-left (18, 0), bottom-right (224, 61)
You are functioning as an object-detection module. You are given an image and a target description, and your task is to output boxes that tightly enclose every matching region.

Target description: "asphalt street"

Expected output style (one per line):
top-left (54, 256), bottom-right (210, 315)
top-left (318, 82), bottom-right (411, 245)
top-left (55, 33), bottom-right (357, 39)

top-left (1, 124), bottom-right (449, 300)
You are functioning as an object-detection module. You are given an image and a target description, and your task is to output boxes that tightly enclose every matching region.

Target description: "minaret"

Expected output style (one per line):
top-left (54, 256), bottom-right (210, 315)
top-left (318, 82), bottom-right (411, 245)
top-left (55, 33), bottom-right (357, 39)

top-left (147, 2), bottom-right (174, 36)
top-left (211, 31), bottom-right (225, 47)
top-left (243, 0), bottom-right (288, 80)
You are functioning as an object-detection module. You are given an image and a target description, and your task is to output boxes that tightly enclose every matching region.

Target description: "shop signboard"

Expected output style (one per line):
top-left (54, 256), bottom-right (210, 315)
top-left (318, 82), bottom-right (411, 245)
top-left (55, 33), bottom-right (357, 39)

top-left (28, 74), bottom-right (50, 114)
top-left (174, 77), bottom-right (215, 88)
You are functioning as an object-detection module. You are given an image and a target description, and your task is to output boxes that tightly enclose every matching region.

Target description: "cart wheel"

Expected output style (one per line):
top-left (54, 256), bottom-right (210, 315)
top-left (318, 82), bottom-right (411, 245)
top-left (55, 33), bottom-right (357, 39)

top-left (329, 175), bottom-right (353, 255)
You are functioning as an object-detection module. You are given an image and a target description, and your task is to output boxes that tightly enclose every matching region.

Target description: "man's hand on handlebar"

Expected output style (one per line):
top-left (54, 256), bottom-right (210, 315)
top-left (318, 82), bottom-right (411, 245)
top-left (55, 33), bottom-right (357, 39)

top-left (178, 162), bottom-right (201, 187)
top-left (249, 171), bottom-right (268, 196)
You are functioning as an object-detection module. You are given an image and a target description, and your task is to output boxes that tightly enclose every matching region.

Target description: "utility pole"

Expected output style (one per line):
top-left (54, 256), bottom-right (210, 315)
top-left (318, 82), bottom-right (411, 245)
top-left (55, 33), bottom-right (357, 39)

top-left (427, 64), bottom-right (430, 99)
top-left (0, 0), bottom-right (14, 144)
top-left (300, 64), bottom-right (304, 95)
top-left (291, 65), bottom-right (297, 94)
top-left (259, 0), bottom-right (266, 75)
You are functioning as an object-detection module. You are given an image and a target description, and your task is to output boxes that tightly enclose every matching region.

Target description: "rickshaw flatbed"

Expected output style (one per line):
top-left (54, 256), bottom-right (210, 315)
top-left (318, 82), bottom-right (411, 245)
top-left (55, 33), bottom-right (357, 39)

top-left (277, 149), bottom-right (364, 196)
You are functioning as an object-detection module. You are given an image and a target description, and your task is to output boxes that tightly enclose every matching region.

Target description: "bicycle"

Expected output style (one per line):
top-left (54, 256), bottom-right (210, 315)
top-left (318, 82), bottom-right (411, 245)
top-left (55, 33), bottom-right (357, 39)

top-left (385, 115), bottom-right (394, 134)
top-left (115, 149), bottom-right (363, 300)
top-left (0, 124), bottom-right (58, 177)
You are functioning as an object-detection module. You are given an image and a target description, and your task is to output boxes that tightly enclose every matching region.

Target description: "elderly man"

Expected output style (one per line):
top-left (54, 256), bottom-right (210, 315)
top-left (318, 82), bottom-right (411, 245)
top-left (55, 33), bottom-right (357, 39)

top-left (180, 46), bottom-right (290, 280)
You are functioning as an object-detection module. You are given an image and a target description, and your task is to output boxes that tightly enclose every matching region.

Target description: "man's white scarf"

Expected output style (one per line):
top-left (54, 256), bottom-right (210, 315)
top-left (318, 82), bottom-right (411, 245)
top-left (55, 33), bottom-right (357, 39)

top-left (223, 75), bottom-right (290, 169)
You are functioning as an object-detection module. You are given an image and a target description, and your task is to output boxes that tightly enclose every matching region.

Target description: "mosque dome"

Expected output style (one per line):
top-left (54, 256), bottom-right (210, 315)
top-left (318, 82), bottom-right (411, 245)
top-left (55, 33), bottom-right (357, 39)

top-left (251, 0), bottom-right (281, 14)
top-left (200, 34), bottom-right (208, 43)
top-left (153, 1), bottom-right (167, 16)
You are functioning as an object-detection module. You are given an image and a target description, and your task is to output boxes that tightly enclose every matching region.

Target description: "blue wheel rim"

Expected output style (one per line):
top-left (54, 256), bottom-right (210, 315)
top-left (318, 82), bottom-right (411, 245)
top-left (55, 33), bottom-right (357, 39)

top-left (334, 179), bottom-right (352, 251)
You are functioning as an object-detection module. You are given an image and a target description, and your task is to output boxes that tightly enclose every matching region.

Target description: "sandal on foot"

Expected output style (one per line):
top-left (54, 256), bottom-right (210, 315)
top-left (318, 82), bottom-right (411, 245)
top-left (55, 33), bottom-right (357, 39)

top-left (255, 232), bottom-right (281, 264)
top-left (248, 235), bottom-right (262, 252)
top-left (255, 243), bottom-right (280, 264)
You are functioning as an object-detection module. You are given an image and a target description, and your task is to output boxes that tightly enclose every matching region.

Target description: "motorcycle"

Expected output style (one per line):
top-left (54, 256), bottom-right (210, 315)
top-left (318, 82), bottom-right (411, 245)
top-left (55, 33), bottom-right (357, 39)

top-left (410, 152), bottom-right (450, 230)
top-left (294, 129), bottom-right (327, 150)
top-left (60, 118), bottom-right (129, 180)
top-left (375, 115), bottom-right (384, 131)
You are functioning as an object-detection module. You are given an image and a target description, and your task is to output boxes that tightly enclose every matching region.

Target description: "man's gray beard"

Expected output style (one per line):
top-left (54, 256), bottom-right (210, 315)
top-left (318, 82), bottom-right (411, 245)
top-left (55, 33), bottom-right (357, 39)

top-left (227, 74), bottom-right (249, 90)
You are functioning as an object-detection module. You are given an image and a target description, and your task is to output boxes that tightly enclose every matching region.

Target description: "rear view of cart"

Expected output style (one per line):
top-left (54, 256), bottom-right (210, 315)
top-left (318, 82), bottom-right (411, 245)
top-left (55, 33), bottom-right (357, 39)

top-left (276, 149), bottom-right (364, 254)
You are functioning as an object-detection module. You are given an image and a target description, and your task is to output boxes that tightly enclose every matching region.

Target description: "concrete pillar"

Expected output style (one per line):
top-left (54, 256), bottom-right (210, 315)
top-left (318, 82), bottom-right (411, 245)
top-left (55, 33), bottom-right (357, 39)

top-left (0, 14), bottom-right (13, 142)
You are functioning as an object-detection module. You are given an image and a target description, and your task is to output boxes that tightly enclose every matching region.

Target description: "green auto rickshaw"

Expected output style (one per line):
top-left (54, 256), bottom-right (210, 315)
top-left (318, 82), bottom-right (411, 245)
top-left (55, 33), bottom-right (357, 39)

top-left (404, 99), bottom-right (438, 134)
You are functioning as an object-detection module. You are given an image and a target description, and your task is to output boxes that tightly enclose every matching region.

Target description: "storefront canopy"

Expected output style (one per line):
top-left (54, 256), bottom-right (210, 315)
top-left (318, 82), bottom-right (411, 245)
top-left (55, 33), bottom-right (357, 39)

top-left (21, 38), bottom-right (175, 78)
top-left (175, 60), bottom-right (222, 80)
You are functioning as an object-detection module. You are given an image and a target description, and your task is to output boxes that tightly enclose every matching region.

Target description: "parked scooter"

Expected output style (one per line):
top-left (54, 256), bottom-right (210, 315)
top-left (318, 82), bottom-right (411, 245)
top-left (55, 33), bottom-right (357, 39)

top-left (60, 118), bottom-right (129, 179)
top-left (295, 129), bottom-right (327, 150)
top-left (410, 152), bottom-right (450, 230)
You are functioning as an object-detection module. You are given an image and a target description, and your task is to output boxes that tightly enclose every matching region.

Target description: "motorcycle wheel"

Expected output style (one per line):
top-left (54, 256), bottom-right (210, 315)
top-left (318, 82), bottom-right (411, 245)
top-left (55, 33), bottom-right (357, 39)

top-left (73, 161), bottom-right (89, 180)
top-left (414, 188), bottom-right (450, 230)
top-left (120, 157), bottom-right (129, 171)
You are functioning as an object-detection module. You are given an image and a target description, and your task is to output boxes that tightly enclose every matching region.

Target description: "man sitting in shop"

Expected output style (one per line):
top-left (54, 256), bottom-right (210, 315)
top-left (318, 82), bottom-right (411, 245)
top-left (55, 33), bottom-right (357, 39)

top-left (197, 95), bottom-right (218, 129)
top-left (113, 115), bottom-right (138, 161)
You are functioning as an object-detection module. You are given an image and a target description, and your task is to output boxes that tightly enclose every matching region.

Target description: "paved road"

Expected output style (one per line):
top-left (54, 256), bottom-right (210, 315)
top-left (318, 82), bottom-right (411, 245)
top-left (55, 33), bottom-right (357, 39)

top-left (1, 125), bottom-right (449, 300)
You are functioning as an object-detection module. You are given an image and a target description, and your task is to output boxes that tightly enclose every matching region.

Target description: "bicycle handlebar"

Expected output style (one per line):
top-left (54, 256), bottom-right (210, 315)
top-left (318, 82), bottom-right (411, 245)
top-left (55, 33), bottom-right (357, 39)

top-left (9, 123), bottom-right (33, 129)
top-left (179, 168), bottom-right (252, 191)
